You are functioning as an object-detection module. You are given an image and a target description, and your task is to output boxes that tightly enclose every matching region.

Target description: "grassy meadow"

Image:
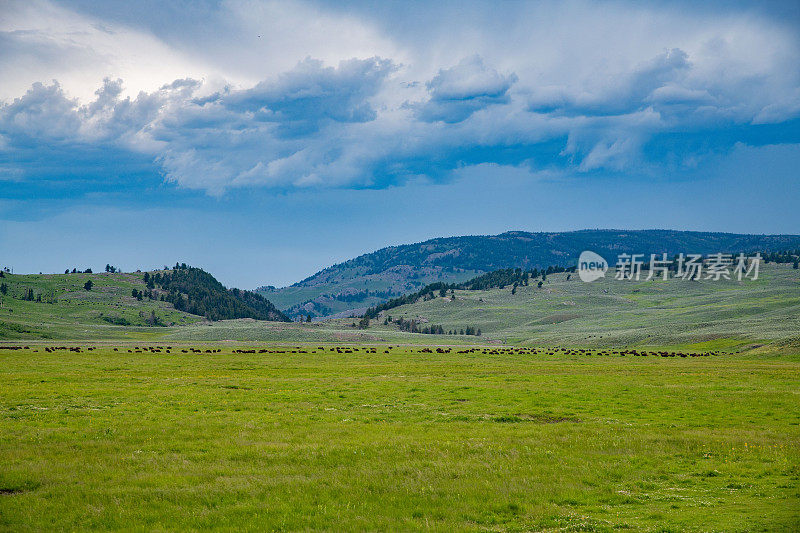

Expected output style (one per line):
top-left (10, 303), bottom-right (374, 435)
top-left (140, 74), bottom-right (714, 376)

top-left (1, 345), bottom-right (798, 531)
top-left (1, 264), bottom-right (799, 530)
top-left (0, 272), bottom-right (199, 340)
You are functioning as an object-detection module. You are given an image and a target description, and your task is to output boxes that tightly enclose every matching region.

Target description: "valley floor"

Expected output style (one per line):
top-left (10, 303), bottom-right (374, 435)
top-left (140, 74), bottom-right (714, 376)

top-left (1, 345), bottom-right (798, 531)
top-left (2, 265), bottom-right (799, 356)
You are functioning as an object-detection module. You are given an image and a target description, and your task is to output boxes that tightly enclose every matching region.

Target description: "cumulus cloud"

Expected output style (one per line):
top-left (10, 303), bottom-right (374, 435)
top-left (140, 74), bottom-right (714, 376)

top-left (414, 56), bottom-right (517, 123)
top-left (0, 77), bottom-right (198, 148)
top-left (220, 57), bottom-right (395, 136)
top-left (528, 48), bottom-right (691, 117)
top-left (1, 0), bottom-right (799, 195)
top-left (44, 57), bottom-right (399, 193)
top-left (0, 81), bottom-right (82, 144)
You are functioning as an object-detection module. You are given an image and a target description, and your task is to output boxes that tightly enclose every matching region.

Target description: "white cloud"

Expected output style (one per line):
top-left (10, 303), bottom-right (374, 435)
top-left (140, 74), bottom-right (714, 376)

top-left (0, 0), bottom-right (798, 195)
top-left (0, 0), bottom-right (214, 102)
top-left (414, 55), bottom-right (517, 123)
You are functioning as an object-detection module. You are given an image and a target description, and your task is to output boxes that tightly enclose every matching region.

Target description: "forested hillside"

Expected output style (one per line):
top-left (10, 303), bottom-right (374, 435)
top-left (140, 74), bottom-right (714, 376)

top-left (258, 230), bottom-right (800, 319)
top-left (147, 265), bottom-right (289, 322)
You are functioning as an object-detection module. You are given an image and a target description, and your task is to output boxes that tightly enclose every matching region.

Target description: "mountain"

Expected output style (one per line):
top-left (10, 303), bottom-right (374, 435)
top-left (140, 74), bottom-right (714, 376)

top-left (257, 229), bottom-right (800, 319)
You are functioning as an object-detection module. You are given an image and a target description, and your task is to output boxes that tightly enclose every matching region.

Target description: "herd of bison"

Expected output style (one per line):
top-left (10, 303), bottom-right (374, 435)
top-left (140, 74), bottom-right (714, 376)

top-left (1, 345), bottom-right (723, 358)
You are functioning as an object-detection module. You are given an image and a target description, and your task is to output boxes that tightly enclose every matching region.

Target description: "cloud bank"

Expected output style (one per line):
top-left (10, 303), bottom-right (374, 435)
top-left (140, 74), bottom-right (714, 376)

top-left (1, 0), bottom-right (799, 195)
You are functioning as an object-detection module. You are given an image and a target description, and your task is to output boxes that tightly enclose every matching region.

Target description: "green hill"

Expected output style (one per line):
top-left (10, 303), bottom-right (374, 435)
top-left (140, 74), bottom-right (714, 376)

top-left (3, 245), bottom-right (799, 347)
top-left (144, 265), bottom-right (288, 322)
top-left (0, 266), bottom-right (288, 339)
top-left (350, 262), bottom-right (800, 350)
top-left (258, 229), bottom-right (800, 319)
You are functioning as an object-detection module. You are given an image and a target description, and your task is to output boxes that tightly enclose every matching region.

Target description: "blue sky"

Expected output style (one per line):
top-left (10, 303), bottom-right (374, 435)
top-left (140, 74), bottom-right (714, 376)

top-left (1, 0), bottom-right (799, 288)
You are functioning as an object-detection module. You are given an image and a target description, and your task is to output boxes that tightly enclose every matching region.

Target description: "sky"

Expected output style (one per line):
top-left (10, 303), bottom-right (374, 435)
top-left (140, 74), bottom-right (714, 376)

top-left (1, 0), bottom-right (799, 288)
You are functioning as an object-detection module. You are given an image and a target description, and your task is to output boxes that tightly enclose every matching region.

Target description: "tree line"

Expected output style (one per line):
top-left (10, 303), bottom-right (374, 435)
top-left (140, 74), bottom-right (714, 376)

top-left (354, 315), bottom-right (481, 336)
top-left (760, 250), bottom-right (800, 268)
top-left (362, 265), bottom-right (575, 320)
top-left (326, 288), bottom-right (397, 303)
top-left (390, 316), bottom-right (481, 336)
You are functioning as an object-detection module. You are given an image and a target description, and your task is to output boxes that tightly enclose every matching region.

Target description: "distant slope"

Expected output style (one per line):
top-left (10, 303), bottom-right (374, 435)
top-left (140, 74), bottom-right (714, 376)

top-left (258, 229), bottom-right (800, 319)
top-left (355, 263), bottom-right (800, 349)
top-left (0, 266), bottom-right (288, 339)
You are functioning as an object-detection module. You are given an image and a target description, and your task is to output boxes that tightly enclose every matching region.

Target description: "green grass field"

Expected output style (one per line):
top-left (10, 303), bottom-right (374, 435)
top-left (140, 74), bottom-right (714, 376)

top-left (1, 345), bottom-right (798, 531)
top-left (1, 265), bottom-right (798, 529)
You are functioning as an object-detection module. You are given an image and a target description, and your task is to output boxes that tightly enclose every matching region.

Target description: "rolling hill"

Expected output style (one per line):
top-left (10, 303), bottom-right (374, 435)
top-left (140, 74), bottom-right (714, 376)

top-left (350, 262), bottom-right (800, 350)
top-left (0, 266), bottom-right (288, 339)
top-left (257, 229), bottom-right (800, 319)
top-left (3, 261), bottom-right (799, 351)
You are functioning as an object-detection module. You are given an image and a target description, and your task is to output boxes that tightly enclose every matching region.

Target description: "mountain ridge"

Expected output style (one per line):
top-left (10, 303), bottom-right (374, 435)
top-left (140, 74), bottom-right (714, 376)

top-left (257, 229), bottom-right (800, 319)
